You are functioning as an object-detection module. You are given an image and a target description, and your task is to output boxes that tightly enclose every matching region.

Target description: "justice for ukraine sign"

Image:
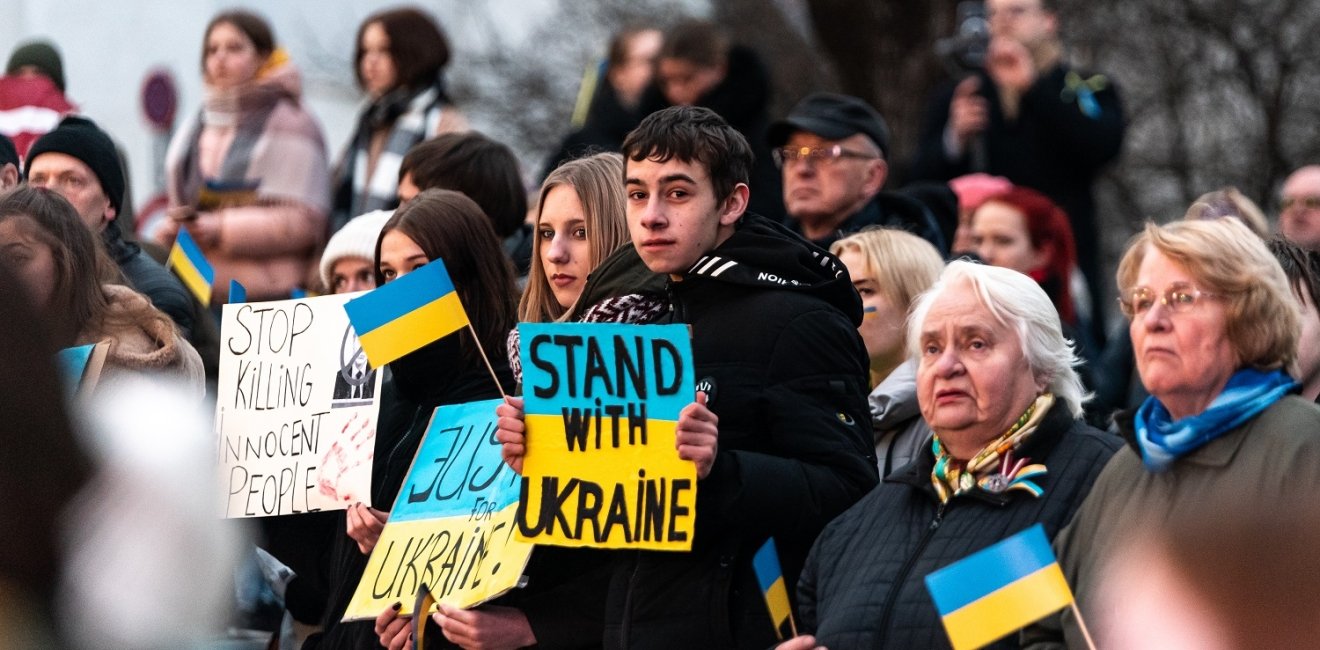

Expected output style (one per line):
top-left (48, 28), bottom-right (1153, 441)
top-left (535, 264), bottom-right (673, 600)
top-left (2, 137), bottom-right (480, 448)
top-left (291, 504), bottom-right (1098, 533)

top-left (515, 323), bottom-right (697, 551)
top-left (344, 399), bottom-right (534, 619)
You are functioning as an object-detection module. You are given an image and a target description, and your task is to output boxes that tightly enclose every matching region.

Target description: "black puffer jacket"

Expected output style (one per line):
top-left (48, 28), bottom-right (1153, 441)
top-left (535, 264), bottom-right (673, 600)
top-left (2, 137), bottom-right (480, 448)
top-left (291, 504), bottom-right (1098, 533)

top-left (797, 400), bottom-right (1119, 649)
top-left (603, 214), bottom-right (878, 649)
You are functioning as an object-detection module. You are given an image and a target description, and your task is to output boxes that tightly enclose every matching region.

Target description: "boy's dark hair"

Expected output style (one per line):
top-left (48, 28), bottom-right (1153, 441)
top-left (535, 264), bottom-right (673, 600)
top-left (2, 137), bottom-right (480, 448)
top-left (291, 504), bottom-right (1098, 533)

top-left (399, 132), bottom-right (527, 239)
top-left (1267, 236), bottom-right (1320, 309)
top-left (621, 105), bottom-right (753, 203)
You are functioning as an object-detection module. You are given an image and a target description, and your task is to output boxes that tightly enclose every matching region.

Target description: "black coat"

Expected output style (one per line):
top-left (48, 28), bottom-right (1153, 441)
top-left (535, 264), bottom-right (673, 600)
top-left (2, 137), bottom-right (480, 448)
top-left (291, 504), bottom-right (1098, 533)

top-left (602, 214), bottom-right (879, 649)
top-left (308, 334), bottom-right (514, 650)
top-left (909, 63), bottom-right (1124, 338)
top-left (797, 400), bottom-right (1119, 649)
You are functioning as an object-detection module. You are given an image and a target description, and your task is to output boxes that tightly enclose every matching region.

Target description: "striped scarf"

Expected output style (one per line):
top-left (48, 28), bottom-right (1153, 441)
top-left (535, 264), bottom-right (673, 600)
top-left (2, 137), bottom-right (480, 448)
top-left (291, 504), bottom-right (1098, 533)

top-left (335, 84), bottom-right (443, 227)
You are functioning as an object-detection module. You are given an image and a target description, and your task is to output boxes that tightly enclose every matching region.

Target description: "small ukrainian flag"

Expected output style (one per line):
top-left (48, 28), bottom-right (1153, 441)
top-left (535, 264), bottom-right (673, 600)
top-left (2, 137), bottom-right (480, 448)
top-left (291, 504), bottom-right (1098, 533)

top-left (343, 258), bottom-right (469, 368)
top-left (925, 524), bottom-right (1074, 650)
top-left (167, 227), bottom-right (215, 305)
top-left (228, 279), bottom-right (246, 304)
top-left (752, 537), bottom-right (796, 641)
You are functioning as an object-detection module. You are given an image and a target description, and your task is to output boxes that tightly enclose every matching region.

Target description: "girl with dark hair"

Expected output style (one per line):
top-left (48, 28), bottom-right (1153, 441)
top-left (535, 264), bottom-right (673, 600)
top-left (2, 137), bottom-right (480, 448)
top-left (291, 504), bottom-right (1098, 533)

top-left (0, 186), bottom-right (204, 395)
top-left (153, 9), bottom-right (330, 304)
top-left (310, 189), bottom-right (515, 650)
top-left (331, 6), bottom-right (469, 232)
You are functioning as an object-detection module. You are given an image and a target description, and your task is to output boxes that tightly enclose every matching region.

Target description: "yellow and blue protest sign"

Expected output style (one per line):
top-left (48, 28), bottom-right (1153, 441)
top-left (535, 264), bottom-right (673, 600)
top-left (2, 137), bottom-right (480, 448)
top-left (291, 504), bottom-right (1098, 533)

top-left (168, 227), bottom-right (215, 305)
top-left (925, 524), bottom-right (1074, 650)
top-left (343, 399), bottom-right (534, 620)
top-left (753, 537), bottom-right (796, 640)
top-left (515, 322), bottom-right (696, 551)
top-left (343, 258), bottom-right (468, 369)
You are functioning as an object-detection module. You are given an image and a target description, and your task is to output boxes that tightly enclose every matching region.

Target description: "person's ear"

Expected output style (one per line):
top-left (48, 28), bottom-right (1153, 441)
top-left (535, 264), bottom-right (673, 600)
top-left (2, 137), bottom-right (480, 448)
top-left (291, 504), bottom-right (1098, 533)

top-left (863, 159), bottom-right (889, 196)
top-left (719, 184), bottom-right (749, 227)
top-left (0, 164), bottom-right (18, 190)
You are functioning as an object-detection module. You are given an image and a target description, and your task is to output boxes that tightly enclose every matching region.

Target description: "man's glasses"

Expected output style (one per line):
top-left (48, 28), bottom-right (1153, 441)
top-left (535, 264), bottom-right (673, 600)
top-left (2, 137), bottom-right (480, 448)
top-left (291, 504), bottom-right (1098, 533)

top-left (1281, 196), bottom-right (1320, 212)
top-left (1118, 282), bottom-right (1229, 319)
top-left (772, 145), bottom-right (879, 168)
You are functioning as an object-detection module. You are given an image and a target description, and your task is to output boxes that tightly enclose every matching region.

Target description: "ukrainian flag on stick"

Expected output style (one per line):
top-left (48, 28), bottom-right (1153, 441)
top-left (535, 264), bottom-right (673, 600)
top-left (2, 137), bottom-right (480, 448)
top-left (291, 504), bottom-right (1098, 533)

top-left (753, 538), bottom-right (797, 641)
top-left (167, 227), bottom-right (214, 305)
top-left (925, 524), bottom-right (1091, 650)
top-left (343, 258), bottom-right (469, 369)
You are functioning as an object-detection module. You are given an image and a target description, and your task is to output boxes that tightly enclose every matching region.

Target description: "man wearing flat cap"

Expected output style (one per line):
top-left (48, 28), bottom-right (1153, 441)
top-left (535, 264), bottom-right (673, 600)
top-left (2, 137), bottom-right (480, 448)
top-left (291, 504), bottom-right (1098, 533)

top-left (769, 92), bottom-right (946, 252)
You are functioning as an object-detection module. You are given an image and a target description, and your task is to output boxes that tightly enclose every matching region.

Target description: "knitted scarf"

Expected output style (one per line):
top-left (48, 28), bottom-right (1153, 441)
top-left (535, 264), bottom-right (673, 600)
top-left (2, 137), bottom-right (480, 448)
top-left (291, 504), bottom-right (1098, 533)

top-left (1134, 367), bottom-right (1297, 472)
top-left (336, 83), bottom-right (444, 220)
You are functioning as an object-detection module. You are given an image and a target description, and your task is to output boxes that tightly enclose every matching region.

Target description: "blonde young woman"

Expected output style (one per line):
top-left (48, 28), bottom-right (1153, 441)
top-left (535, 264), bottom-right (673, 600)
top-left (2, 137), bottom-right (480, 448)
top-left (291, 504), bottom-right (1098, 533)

top-left (507, 152), bottom-right (667, 382)
top-left (831, 228), bottom-right (944, 475)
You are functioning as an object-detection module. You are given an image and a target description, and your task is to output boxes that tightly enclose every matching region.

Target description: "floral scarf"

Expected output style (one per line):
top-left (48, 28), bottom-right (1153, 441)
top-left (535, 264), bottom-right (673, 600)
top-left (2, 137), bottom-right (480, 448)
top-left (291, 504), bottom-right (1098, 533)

top-left (931, 393), bottom-right (1054, 503)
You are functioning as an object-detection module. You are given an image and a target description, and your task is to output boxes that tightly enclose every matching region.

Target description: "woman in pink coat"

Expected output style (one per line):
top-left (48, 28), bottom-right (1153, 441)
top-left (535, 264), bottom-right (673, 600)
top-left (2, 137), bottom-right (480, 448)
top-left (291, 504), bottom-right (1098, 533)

top-left (154, 9), bottom-right (330, 304)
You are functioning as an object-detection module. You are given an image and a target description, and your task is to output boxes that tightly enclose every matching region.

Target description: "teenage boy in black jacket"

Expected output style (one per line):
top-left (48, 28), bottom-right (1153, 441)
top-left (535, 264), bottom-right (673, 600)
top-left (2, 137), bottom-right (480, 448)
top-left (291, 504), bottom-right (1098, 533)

top-left (496, 105), bottom-right (878, 650)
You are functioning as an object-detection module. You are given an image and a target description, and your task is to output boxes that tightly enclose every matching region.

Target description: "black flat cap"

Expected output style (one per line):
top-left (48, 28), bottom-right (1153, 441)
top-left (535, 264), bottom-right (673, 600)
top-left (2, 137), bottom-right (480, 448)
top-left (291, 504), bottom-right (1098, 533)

top-left (768, 92), bottom-right (890, 158)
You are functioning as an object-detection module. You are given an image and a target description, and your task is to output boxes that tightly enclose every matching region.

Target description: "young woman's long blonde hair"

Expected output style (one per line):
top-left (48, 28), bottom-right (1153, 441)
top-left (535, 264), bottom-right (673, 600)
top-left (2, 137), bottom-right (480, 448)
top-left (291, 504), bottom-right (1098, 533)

top-left (518, 152), bottom-right (629, 323)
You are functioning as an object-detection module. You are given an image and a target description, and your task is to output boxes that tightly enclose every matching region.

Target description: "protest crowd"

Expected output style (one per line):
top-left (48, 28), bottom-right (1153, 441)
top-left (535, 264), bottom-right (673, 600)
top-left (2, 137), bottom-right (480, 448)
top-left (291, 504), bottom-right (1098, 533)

top-left (6, 1), bottom-right (1320, 649)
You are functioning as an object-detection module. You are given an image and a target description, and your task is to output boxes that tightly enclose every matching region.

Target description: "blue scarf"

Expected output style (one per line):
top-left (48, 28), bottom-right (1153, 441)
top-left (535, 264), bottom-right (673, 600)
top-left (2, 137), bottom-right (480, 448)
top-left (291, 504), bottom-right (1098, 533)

top-left (1134, 368), bottom-right (1298, 472)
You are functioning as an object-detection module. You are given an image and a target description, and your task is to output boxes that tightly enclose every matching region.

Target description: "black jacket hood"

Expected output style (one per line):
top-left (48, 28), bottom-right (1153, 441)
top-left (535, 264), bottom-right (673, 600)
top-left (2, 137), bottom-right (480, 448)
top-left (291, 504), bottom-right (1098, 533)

top-left (680, 213), bottom-right (864, 326)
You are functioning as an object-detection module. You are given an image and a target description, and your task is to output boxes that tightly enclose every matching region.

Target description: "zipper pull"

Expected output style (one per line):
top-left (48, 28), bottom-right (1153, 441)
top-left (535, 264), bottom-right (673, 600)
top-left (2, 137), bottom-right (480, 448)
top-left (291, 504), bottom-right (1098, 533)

top-left (929, 503), bottom-right (947, 530)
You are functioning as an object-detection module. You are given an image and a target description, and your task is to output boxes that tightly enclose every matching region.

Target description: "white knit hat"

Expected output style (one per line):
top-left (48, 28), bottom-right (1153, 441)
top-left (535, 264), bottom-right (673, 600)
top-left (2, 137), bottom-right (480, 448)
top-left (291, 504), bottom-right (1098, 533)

top-left (319, 209), bottom-right (393, 289)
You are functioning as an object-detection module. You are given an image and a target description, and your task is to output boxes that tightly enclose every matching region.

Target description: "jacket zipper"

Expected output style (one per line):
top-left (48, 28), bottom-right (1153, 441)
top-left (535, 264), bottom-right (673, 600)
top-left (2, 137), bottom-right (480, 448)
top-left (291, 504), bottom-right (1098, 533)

top-left (876, 501), bottom-right (947, 641)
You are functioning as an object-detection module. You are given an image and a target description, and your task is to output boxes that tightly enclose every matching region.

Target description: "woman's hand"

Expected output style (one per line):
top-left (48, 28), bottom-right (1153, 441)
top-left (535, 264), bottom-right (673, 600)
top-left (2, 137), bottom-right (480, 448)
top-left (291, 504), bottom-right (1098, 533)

top-left (432, 603), bottom-right (536, 650)
top-left (347, 502), bottom-right (389, 554)
top-left (375, 604), bottom-right (413, 650)
top-left (495, 396), bottom-right (527, 474)
top-left (676, 391), bottom-right (719, 479)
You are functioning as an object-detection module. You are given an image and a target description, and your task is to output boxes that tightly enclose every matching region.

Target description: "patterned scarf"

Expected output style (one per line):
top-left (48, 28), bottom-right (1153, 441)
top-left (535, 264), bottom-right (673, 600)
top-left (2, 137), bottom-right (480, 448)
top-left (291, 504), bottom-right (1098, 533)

top-left (931, 393), bottom-right (1054, 504)
top-left (1134, 368), bottom-right (1297, 472)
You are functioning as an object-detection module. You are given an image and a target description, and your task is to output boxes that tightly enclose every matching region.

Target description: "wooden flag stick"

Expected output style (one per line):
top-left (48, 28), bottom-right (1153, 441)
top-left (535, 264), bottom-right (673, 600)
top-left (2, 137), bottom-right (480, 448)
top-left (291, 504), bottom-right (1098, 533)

top-left (466, 322), bottom-right (508, 400)
top-left (788, 612), bottom-right (799, 639)
top-left (1070, 602), bottom-right (1098, 650)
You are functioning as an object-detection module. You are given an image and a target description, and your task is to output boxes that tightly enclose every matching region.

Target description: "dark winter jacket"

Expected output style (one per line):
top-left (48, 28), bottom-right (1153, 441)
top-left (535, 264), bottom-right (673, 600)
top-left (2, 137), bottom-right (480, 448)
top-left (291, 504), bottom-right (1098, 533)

top-left (791, 190), bottom-right (949, 255)
top-left (798, 399), bottom-right (1118, 649)
top-left (602, 214), bottom-right (878, 649)
top-left (307, 334), bottom-right (513, 650)
top-left (541, 75), bottom-right (647, 181)
top-left (103, 220), bottom-right (195, 340)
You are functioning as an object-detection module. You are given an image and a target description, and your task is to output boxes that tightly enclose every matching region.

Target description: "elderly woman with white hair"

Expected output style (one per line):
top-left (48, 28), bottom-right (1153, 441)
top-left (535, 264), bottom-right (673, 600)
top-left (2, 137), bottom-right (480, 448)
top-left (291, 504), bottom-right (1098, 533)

top-left (1024, 218), bottom-right (1320, 649)
top-left (782, 260), bottom-right (1120, 650)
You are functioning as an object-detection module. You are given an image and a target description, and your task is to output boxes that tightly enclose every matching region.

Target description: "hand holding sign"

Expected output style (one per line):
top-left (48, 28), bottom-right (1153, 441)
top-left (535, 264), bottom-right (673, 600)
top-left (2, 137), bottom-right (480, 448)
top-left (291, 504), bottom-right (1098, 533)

top-left (374, 605), bottom-right (411, 650)
top-left (347, 503), bottom-right (389, 554)
top-left (676, 391), bottom-right (719, 479)
top-left (433, 603), bottom-right (536, 649)
top-left (494, 396), bottom-right (527, 474)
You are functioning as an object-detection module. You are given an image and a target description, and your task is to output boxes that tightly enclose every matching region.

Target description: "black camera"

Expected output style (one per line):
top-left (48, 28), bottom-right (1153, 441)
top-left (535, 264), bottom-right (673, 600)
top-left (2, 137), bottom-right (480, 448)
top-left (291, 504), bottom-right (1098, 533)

top-left (935, 1), bottom-right (989, 75)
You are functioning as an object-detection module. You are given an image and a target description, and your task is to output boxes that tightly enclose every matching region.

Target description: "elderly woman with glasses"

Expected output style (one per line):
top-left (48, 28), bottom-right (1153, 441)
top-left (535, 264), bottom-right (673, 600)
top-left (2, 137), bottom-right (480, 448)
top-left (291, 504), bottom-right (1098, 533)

top-left (1024, 217), bottom-right (1320, 648)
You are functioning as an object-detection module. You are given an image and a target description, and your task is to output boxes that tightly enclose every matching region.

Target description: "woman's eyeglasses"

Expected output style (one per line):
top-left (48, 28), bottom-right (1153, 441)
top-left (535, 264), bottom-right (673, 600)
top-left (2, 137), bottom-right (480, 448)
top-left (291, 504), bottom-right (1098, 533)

top-left (1118, 282), bottom-right (1229, 319)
